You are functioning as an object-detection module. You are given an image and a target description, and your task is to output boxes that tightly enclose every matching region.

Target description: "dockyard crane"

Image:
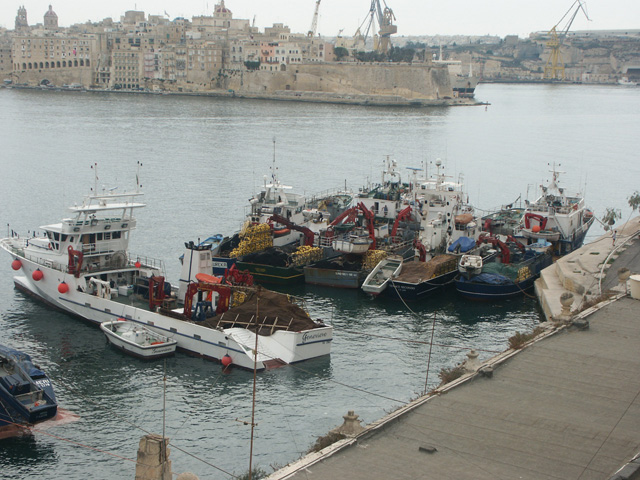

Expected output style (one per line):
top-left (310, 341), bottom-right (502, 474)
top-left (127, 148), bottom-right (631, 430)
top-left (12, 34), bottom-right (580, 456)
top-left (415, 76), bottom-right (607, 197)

top-left (354, 0), bottom-right (397, 54)
top-left (544, 0), bottom-right (589, 80)
top-left (308, 0), bottom-right (321, 37)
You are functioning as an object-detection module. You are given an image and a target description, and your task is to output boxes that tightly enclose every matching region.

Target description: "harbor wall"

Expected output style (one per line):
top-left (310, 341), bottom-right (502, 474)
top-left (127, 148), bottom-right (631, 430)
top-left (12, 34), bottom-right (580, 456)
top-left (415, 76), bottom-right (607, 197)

top-left (224, 63), bottom-right (453, 102)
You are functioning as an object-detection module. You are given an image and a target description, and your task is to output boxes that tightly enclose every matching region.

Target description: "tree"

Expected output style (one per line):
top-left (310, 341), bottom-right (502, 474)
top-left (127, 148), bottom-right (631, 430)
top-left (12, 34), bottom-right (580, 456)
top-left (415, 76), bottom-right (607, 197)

top-left (334, 47), bottom-right (349, 61)
top-left (388, 46), bottom-right (415, 63)
top-left (628, 191), bottom-right (640, 212)
top-left (602, 207), bottom-right (621, 231)
top-left (244, 60), bottom-right (260, 71)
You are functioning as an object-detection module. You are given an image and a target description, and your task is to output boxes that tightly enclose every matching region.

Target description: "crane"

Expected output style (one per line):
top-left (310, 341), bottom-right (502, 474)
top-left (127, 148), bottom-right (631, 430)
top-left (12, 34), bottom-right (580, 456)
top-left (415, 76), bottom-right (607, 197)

top-left (354, 0), bottom-right (397, 54)
top-left (308, 0), bottom-right (321, 38)
top-left (544, 0), bottom-right (589, 80)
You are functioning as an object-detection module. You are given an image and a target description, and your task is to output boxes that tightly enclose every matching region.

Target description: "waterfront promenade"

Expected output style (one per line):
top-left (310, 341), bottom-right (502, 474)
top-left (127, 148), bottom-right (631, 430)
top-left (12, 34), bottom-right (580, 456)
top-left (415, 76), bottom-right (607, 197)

top-left (268, 218), bottom-right (640, 480)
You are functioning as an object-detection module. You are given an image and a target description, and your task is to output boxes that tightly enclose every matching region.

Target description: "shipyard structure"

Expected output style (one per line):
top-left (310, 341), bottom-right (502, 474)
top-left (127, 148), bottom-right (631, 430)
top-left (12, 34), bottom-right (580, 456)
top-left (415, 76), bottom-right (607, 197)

top-left (0, 2), bottom-right (463, 106)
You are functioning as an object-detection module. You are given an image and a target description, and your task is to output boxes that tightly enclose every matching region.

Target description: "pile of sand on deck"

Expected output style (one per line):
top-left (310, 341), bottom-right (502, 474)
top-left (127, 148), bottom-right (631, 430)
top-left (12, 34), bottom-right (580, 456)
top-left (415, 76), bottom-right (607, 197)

top-left (201, 288), bottom-right (322, 335)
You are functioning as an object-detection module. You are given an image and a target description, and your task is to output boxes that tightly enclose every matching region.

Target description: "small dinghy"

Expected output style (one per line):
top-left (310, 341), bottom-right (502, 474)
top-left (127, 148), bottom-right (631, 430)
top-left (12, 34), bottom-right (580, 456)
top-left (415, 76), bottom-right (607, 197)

top-left (361, 255), bottom-right (403, 295)
top-left (100, 320), bottom-right (177, 360)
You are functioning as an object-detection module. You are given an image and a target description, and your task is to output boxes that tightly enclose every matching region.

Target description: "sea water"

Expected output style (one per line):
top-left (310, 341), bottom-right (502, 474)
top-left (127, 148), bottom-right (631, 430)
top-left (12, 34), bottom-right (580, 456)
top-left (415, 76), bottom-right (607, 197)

top-left (0, 83), bottom-right (638, 478)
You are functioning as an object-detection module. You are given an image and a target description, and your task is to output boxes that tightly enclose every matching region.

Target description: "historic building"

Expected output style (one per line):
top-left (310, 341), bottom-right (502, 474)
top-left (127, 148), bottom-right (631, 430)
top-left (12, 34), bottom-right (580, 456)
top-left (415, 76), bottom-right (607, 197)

top-left (15, 6), bottom-right (28, 31)
top-left (44, 5), bottom-right (58, 30)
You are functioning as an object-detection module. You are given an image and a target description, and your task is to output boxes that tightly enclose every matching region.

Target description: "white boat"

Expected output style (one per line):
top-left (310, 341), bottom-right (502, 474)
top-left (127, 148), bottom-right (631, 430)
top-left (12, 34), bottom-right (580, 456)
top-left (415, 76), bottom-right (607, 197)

top-left (332, 229), bottom-right (374, 254)
top-left (361, 255), bottom-right (403, 295)
top-left (618, 77), bottom-right (637, 86)
top-left (458, 254), bottom-right (484, 277)
top-left (519, 164), bottom-right (594, 256)
top-left (1, 165), bottom-right (332, 371)
top-left (100, 320), bottom-right (177, 360)
top-left (410, 159), bottom-right (482, 254)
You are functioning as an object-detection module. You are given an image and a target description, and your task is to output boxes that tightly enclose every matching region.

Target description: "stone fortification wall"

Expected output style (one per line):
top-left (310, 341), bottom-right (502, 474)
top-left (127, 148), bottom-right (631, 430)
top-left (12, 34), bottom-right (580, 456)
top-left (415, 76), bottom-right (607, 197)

top-left (12, 68), bottom-right (94, 87)
top-left (226, 63), bottom-right (452, 101)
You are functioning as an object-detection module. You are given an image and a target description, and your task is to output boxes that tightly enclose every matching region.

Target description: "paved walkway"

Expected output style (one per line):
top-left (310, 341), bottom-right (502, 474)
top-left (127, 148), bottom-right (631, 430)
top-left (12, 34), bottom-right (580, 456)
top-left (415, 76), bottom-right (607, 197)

top-left (270, 297), bottom-right (640, 480)
top-left (268, 218), bottom-right (640, 480)
top-left (536, 216), bottom-right (640, 322)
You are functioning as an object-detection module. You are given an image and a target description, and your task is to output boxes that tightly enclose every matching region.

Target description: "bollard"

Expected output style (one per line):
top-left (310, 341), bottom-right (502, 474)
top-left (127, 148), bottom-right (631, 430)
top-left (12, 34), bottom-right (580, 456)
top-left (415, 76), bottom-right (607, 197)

top-left (560, 292), bottom-right (574, 317)
top-left (463, 349), bottom-right (480, 373)
top-left (330, 410), bottom-right (365, 437)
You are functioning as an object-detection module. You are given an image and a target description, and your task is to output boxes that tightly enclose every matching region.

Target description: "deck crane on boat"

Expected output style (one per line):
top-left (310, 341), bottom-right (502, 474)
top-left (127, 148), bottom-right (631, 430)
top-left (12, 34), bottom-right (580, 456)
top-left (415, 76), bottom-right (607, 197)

top-left (544, 0), bottom-right (590, 80)
top-left (308, 0), bottom-right (321, 37)
top-left (268, 214), bottom-right (315, 247)
top-left (353, 0), bottom-right (397, 54)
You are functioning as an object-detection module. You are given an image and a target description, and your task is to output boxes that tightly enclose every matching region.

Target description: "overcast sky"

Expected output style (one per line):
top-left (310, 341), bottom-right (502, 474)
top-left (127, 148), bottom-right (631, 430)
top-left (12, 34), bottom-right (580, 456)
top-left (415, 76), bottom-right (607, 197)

top-left (1, 1), bottom-right (636, 38)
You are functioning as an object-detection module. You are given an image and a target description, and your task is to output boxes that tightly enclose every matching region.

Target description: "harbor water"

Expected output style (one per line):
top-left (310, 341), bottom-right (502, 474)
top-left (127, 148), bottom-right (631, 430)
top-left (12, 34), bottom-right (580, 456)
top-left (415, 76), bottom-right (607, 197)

top-left (0, 83), bottom-right (639, 479)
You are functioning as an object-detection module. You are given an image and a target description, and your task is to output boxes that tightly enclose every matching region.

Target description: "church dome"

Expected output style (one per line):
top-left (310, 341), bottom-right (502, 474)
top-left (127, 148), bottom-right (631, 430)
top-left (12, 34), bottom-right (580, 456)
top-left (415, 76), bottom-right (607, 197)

top-left (214, 1), bottom-right (231, 14)
top-left (44, 5), bottom-right (57, 17)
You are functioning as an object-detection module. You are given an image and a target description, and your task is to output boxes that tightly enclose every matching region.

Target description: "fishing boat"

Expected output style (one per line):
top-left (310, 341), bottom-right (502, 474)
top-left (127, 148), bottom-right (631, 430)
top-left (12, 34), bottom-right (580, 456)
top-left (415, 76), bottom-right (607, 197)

top-left (518, 164), bottom-right (594, 256)
top-left (0, 344), bottom-right (58, 427)
top-left (304, 159), bottom-right (420, 289)
top-left (1, 166), bottom-right (332, 371)
top-left (101, 320), bottom-right (178, 360)
top-left (383, 239), bottom-right (497, 301)
top-left (454, 245), bottom-right (553, 300)
top-left (361, 255), bottom-right (403, 295)
top-left (482, 206), bottom-right (525, 237)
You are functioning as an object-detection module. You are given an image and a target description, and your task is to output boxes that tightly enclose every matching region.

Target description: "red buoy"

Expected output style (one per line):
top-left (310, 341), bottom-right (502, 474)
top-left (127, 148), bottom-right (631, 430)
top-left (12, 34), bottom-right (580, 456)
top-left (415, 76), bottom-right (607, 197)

top-left (32, 269), bottom-right (44, 281)
top-left (221, 354), bottom-right (232, 367)
top-left (11, 259), bottom-right (22, 271)
top-left (58, 282), bottom-right (69, 294)
top-left (532, 225), bottom-right (541, 233)
top-left (135, 261), bottom-right (141, 268)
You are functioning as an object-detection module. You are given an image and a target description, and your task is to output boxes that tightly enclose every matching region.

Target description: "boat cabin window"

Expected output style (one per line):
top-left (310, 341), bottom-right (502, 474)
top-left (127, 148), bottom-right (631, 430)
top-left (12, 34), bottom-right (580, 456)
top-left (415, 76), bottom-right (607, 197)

top-left (46, 231), bottom-right (60, 251)
top-left (112, 231), bottom-right (121, 239)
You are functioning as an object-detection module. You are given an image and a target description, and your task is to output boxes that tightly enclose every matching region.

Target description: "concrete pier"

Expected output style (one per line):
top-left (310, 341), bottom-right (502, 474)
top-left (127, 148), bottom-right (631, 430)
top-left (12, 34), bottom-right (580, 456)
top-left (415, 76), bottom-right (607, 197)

top-left (266, 218), bottom-right (640, 480)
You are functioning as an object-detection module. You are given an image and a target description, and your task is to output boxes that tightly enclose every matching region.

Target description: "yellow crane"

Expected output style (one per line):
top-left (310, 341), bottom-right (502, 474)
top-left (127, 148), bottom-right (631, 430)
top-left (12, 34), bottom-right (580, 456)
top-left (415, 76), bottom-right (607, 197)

top-left (544, 0), bottom-right (589, 80)
top-left (353, 0), bottom-right (397, 54)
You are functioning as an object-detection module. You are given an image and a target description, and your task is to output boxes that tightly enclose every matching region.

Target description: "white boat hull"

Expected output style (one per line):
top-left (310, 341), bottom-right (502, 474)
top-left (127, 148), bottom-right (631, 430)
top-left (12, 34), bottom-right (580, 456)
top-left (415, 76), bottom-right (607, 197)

top-left (361, 256), bottom-right (403, 295)
top-left (100, 321), bottom-right (177, 360)
top-left (6, 253), bottom-right (332, 371)
top-left (332, 238), bottom-right (372, 254)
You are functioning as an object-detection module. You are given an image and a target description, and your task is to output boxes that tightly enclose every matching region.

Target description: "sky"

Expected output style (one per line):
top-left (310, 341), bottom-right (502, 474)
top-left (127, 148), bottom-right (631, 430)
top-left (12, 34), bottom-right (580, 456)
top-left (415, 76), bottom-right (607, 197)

top-left (1, 1), bottom-right (637, 38)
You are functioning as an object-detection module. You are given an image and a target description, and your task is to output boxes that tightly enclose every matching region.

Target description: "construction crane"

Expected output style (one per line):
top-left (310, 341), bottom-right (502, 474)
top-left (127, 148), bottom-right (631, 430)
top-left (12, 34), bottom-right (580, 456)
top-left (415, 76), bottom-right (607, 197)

top-left (354, 0), bottom-right (397, 53)
top-left (544, 0), bottom-right (589, 80)
top-left (308, 0), bottom-right (321, 37)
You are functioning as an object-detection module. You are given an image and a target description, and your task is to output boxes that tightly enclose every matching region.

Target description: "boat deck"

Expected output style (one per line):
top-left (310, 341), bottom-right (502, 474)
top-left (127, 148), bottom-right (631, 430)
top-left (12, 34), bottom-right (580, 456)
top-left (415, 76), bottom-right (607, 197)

top-left (394, 255), bottom-right (457, 283)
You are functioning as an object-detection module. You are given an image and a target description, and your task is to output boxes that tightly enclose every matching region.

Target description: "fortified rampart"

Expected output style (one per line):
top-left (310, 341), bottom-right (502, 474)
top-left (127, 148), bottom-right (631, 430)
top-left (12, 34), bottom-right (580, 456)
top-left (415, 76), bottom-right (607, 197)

top-left (224, 63), bottom-right (454, 104)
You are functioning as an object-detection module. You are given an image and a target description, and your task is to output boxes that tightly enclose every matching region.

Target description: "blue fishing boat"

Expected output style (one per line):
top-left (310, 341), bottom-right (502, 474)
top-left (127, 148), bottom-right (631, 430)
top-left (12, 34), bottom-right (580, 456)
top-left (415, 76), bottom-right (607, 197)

top-left (0, 345), bottom-right (58, 426)
top-left (454, 246), bottom-right (553, 300)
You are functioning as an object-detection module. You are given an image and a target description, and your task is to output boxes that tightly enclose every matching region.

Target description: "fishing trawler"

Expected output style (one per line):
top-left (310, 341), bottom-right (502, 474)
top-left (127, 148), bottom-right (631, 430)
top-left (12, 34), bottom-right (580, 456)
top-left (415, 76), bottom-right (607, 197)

top-left (1, 165), bottom-right (332, 371)
top-left (519, 165), bottom-right (594, 256)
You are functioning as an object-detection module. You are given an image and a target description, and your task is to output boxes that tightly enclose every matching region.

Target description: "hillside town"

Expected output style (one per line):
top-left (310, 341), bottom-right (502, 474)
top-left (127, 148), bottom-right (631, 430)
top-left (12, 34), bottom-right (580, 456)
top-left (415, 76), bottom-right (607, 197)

top-left (0, 2), bottom-right (639, 99)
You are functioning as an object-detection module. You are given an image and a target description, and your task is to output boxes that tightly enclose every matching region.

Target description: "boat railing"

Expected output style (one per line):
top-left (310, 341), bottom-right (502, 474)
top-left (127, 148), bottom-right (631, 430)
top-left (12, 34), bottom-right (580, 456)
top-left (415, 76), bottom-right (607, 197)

top-left (128, 252), bottom-right (167, 276)
top-left (378, 238), bottom-right (413, 253)
top-left (315, 235), bottom-right (334, 248)
top-left (218, 313), bottom-right (295, 333)
top-left (82, 240), bottom-right (127, 256)
top-left (306, 187), bottom-right (354, 205)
